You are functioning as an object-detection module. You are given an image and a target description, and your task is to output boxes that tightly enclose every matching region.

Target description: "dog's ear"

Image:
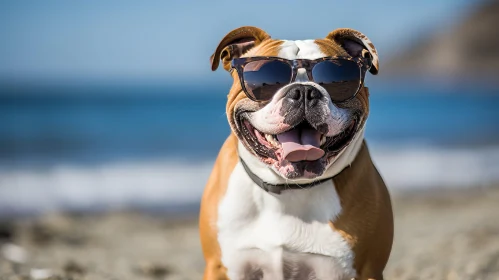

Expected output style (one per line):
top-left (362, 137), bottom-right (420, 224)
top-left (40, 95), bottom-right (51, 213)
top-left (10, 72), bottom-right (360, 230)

top-left (326, 28), bottom-right (379, 75)
top-left (211, 26), bottom-right (270, 71)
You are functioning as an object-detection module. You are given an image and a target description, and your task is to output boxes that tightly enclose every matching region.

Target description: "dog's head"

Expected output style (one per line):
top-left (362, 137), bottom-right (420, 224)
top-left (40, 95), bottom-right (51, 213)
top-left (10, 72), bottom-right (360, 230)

top-left (211, 26), bottom-right (379, 180)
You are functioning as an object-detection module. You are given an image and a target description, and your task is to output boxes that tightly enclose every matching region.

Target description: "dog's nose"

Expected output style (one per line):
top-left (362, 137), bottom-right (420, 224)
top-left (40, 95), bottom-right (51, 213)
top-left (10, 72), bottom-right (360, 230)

top-left (285, 84), bottom-right (322, 106)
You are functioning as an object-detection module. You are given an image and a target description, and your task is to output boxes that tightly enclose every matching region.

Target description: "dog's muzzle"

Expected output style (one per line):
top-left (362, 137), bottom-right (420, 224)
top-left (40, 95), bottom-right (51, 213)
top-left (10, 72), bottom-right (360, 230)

top-left (278, 84), bottom-right (326, 162)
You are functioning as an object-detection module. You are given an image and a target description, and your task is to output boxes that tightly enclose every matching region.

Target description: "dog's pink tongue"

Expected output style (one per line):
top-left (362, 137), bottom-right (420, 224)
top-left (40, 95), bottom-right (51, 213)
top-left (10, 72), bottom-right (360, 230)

top-left (276, 128), bottom-right (324, 162)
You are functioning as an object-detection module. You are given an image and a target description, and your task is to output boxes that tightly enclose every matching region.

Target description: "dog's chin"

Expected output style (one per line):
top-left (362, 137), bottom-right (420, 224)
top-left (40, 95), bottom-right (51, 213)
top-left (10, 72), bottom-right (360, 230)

top-left (236, 115), bottom-right (359, 180)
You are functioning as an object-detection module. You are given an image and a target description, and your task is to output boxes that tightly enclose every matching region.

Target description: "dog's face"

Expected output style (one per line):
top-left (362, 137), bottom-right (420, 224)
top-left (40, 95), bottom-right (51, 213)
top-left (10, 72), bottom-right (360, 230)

top-left (211, 27), bottom-right (379, 180)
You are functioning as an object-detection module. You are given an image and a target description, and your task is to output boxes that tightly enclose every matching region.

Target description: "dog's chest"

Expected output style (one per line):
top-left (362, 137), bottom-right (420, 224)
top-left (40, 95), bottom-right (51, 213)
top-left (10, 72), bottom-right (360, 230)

top-left (217, 163), bottom-right (356, 280)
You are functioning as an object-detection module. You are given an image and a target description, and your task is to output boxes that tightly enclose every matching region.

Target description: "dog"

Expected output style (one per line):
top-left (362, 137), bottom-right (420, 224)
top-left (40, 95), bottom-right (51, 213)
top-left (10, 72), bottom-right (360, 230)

top-left (199, 26), bottom-right (393, 280)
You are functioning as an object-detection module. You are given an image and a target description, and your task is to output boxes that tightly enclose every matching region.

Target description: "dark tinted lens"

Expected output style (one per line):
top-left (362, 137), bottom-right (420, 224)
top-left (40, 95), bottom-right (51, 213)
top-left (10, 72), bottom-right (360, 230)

top-left (243, 60), bottom-right (291, 101)
top-left (312, 59), bottom-right (361, 102)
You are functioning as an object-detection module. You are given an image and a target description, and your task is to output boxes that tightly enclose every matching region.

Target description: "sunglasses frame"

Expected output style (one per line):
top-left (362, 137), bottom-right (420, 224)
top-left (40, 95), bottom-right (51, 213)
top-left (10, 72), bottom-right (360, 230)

top-left (230, 56), bottom-right (372, 102)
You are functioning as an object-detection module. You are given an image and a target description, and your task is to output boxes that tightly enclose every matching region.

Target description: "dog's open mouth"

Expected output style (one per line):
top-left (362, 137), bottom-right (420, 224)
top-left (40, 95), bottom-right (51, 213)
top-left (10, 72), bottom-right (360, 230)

top-left (239, 116), bottom-right (358, 178)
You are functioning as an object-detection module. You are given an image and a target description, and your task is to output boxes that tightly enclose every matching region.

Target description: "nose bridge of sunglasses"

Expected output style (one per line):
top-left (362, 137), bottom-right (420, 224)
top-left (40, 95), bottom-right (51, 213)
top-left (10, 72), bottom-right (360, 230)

top-left (295, 68), bottom-right (310, 82)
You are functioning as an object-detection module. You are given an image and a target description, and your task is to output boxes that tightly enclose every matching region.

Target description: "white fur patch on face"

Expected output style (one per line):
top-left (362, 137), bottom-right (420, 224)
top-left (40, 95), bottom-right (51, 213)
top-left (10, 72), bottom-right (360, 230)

top-left (278, 40), bottom-right (326, 60)
top-left (245, 80), bottom-right (350, 137)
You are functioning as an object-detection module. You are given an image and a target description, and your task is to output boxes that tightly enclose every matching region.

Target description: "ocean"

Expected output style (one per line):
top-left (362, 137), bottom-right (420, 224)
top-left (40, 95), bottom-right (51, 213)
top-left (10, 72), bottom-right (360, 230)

top-left (1, 84), bottom-right (498, 215)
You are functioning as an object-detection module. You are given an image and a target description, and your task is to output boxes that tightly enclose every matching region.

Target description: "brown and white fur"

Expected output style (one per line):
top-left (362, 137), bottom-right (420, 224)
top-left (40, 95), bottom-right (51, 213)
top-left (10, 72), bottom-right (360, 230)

top-left (199, 26), bottom-right (393, 280)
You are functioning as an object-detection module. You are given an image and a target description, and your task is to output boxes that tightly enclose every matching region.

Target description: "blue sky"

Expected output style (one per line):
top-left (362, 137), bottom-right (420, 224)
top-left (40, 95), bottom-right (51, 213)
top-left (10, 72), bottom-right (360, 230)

top-left (0, 0), bottom-right (476, 84)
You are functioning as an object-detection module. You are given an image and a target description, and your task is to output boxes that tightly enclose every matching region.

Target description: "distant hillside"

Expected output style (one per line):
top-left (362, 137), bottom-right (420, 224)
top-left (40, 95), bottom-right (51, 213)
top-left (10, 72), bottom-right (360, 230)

top-left (384, 0), bottom-right (499, 83)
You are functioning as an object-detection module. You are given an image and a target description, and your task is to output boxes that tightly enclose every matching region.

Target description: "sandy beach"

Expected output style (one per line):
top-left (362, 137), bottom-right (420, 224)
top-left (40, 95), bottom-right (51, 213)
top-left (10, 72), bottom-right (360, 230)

top-left (1, 185), bottom-right (499, 280)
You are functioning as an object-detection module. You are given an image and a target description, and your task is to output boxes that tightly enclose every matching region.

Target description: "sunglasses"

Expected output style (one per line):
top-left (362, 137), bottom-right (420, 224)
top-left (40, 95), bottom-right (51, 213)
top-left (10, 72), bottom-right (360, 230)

top-left (230, 56), bottom-right (372, 102)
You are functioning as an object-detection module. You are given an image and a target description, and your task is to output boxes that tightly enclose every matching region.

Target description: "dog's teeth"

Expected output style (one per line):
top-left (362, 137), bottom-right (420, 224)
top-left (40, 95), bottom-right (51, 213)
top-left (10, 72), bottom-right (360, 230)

top-left (320, 135), bottom-right (327, 146)
top-left (265, 134), bottom-right (274, 145)
top-left (265, 134), bottom-right (273, 143)
top-left (265, 134), bottom-right (279, 147)
top-left (272, 137), bottom-right (279, 147)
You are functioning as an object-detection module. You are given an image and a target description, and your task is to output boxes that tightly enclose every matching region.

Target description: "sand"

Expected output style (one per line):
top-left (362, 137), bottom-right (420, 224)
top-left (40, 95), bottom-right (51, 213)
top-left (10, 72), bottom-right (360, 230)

top-left (1, 185), bottom-right (499, 280)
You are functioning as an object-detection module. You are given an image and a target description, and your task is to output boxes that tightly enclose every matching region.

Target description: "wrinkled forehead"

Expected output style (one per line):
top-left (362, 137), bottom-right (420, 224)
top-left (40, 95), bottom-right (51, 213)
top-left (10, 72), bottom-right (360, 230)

top-left (243, 39), bottom-right (349, 60)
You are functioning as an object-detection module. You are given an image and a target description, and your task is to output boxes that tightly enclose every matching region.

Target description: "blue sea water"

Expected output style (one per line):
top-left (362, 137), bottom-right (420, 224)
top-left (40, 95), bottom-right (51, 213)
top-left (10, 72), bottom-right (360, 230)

top-left (0, 84), bottom-right (498, 214)
top-left (0, 84), bottom-right (498, 165)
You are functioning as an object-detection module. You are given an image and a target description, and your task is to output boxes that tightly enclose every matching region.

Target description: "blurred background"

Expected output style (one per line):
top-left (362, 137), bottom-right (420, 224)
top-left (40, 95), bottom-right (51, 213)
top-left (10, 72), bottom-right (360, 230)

top-left (1, 0), bottom-right (499, 279)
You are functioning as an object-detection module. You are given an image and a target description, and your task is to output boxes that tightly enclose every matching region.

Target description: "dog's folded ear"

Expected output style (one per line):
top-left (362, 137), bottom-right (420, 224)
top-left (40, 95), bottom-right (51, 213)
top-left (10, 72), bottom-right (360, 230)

top-left (211, 26), bottom-right (270, 71)
top-left (326, 28), bottom-right (379, 75)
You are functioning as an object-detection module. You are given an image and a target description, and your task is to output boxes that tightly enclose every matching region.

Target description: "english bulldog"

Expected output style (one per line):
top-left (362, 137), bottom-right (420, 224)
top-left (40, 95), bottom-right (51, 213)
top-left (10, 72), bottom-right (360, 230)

top-left (199, 26), bottom-right (393, 280)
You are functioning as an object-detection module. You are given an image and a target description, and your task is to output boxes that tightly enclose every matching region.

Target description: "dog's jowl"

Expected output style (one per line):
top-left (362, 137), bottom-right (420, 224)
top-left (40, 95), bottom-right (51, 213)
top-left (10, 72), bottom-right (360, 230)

top-left (199, 26), bottom-right (393, 280)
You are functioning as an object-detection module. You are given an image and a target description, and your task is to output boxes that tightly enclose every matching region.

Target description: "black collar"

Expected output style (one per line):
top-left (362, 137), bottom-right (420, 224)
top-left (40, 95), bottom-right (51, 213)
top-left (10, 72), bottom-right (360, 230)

top-left (239, 158), bottom-right (338, 194)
